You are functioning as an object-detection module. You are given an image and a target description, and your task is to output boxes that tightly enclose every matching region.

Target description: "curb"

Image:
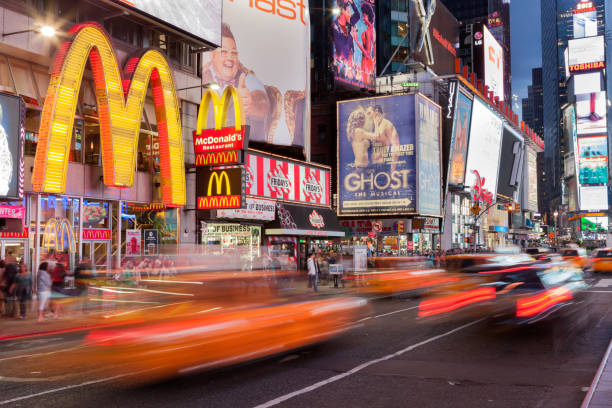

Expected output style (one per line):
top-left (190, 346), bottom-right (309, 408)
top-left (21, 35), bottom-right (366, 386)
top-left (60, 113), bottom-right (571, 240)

top-left (581, 339), bottom-right (612, 408)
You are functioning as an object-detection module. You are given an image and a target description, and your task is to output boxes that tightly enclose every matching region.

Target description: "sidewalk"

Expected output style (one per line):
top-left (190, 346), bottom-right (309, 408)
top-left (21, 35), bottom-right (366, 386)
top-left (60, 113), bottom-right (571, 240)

top-left (582, 339), bottom-right (612, 407)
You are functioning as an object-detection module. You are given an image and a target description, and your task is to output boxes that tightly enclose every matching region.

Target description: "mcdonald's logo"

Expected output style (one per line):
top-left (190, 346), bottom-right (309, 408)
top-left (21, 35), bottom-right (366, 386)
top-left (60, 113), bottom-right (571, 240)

top-left (32, 22), bottom-right (185, 206)
top-left (197, 167), bottom-right (245, 210)
top-left (193, 86), bottom-right (249, 155)
top-left (195, 151), bottom-right (242, 166)
top-left (42, 218), bottom-right (76, 253)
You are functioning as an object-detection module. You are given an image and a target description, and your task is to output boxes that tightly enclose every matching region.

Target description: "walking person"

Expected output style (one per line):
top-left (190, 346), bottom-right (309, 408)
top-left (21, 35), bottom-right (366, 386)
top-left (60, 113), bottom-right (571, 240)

top-left (15, 262), bottom-right (31, 319)
top-left (307, 253), bottom-right (319, 292)
top-left (37, 262), bottom-right (52, 322)
top-left (3, 262), bottom-right (18, 317)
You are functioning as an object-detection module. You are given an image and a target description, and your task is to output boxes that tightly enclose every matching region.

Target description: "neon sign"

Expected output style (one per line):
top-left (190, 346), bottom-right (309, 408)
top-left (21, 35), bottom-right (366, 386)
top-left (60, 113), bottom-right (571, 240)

top-left (42, 218), bottom-right (76, 253)
top-left (32, 22), bottom-right (185, 206)
top-left (471, 170), bottom-right (493, 207)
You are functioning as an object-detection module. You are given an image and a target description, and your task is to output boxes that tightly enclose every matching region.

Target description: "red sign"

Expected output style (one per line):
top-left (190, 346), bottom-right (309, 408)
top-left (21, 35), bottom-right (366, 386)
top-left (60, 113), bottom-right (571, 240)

top-left (569, 61), bottom-right (605, 73)
top-left (309, 210), bottom-right (325, 229)
top-left (0, 227), bottom-right (28, 239)
top-left (368, 232), bottom-right (377, 238)
top-left (195, 150), bottom-right (242, 166)
top-left (197, 196), bottom-right (242, 210)
top-left (406, 241), bottom-right (414, 251)
top-left (193, 127), bottom-right (247, 154)
top-left (372, 221), bottom-right (382, 232)
top-left (0, 206), bottom-right (25, 219)
top-left (471, 170), bottom-right (493, 207)
top-left (82, 229), bottom-right (111, 240)
top-left (574, 1), bottom-right (595, 13)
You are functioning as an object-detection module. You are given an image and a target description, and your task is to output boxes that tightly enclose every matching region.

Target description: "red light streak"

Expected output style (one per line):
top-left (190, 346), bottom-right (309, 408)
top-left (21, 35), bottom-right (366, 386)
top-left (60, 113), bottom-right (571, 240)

top-left (418, 287), bottom-right (496, 317)
top-left (516, 287), bottom-right (572, 317)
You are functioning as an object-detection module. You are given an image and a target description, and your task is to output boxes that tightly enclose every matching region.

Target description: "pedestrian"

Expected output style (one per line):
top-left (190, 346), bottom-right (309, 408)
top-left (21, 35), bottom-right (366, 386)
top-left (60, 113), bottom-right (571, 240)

top-left (15, 262), bottom-right (31, 319)
top-left (307, 253), bottom-right (319, 292)
top-left (37, 262), bottom-right (52, 322)
top-left (3, 262), bottom-right (18, 317)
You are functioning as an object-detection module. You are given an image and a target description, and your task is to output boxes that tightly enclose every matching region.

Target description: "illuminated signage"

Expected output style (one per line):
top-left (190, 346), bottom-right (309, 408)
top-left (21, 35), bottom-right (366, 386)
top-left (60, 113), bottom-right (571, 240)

top-left (197, 168), bottom-right (245, 209)
top-left (569, 61), bottom-right (605, 73)
top-left (573, 0), bottom-right (595, 13)
top-left (0, 205), bottom-right (24, 219)
top-left (195, 150), bottom-right (243, 166)
top-left (471, 170), bottom-right (493, 207)
top-left (42, 218), bottom-right (76, 253)
top-left (32, 22), bottom-right (185, 206)
top-left (568, 36), bottom-right (604, 68)
top-left (309, 210), bottom-right (325, 229)
top-left (82, 229), bottom-right (112, 240)
top-left (402, 82), bottom-right (421, 87)
top-left (0, 227), bottom-right (28, 239)
top-left (483, 25), bottom-right (504, 101)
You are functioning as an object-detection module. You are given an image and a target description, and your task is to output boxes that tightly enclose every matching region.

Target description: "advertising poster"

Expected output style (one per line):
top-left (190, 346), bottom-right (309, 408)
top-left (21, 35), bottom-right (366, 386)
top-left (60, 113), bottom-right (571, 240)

top-left (416, 95), bottom-right (442, 216)
top-left (217, 197), bottom-right (276, 221)
top-left (577, 136), bottom-right (607, 185)
top-left (568, 35), bottom-right (604, 67)
top-left (579, 186), bottom-right (608, 210)
top-left (483, 25), bottom-right (504, 101)
top-left (0, 93), bottom-right (24, 199)
top-left (497, 126), bottom-right (524, 200)
top-left (143, 229), bottom-right (158, 256)
top-left (109, 0), bottom-right (221, 46)
top-left (464, 98), bottom-right (503, 202)
top-left (573, 1), bottom-right (598, 38)
top-left (331, 0), bottom-right (376, 89)
top-left (576, 91), bottom-right (607, 134)
top-left (447, 90), bottom-right (473, 186)
top-left (202, 0), bottom-right (310, 147)
top-left (581, 216), bottom-right (608, 232)
top-left (125, 229), bottom-right (141, 256)
top-left (353, 245), bottom-right (368, 271)
top-left (337, 94), bottom-right (417, 215)
top-left (526, 149), bottom-right (538, 211)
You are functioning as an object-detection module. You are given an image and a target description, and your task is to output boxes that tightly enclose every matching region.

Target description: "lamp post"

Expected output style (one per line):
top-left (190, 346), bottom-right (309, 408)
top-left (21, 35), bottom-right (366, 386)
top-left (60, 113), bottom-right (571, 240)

top-left (553, 210), bottom-right (559, 248)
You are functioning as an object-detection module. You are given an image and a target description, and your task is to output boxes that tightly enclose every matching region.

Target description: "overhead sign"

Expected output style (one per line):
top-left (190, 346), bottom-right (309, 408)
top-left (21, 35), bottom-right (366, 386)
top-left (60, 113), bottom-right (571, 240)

top-left (82, 229), bottom-right (112, 240)
top-left (245, 152), bottom-right (330, 206)
top-left (197, 167), bottom-right (246, 210)
top-left (109, 0), bottom-right (221, 46)
top-left (464, 98), bottom-right (503, 203)
top-left (202, 0), bottom-right (310, 147)
top-left (568, 36), bottom-right (604, 71)
top-left (42, 218), bottom-right (76, 253)
top-left (0, 205), bottom-right (24, 219)
top-left (497, 126), bottom-right (524, 200)
top-left (195, 150), bottom-right (244, 166)
top-left (337, 94), bottom-right (417, 216)
top-left (217, 197), bottom-right (276, 221)
top-left (0, 93), bottom-right (24, 200)
top-left (193, 128), bottom-right (248, 155)
top-left (31, 23), bottom-right (185, 206)
top-left (573, 0), bottom-right (598, 38)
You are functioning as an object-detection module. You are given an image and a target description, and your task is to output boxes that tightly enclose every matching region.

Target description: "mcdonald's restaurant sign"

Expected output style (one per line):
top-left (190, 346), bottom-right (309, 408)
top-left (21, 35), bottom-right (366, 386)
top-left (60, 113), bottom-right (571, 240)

top-left (196, 167), bottom-right (246, 210)
top-left (42, 217), bottom-right (76, 253)
top-left (193, 86), bottom-right (248, 166)
top-left (31, 22), bottom-right (185, 207)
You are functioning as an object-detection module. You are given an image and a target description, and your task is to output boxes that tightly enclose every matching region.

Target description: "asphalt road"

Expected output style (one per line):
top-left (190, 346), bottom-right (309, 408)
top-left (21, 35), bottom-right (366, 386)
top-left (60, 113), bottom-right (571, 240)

top-left (1, 277), bottom-right (612, 408)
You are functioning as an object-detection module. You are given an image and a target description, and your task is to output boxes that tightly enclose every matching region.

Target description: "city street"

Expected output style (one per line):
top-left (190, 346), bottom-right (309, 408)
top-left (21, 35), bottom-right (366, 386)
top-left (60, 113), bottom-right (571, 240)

top-left (1, 278), bottom-right (611, 408)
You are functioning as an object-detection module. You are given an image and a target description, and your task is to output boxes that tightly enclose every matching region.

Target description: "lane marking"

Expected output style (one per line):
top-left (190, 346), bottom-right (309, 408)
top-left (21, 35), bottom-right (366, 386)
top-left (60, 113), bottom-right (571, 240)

top-left (594, 278), bottom-right (612, 288)
top-left (586, 290), bottom-right (612, 293)
top-left (357, 306), bottom-right (418, 323)
top-left (0, 345), bottom-right (83, 362)
top-left (252, 319), bottom-right (484, 408)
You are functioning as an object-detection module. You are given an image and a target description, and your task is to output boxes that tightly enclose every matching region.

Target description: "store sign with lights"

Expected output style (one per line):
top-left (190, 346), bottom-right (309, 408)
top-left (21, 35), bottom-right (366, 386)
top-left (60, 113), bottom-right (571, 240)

top-left (31, 22), bottom-right (185, 206)
top-left (42, 217), bottom-right (76, 253)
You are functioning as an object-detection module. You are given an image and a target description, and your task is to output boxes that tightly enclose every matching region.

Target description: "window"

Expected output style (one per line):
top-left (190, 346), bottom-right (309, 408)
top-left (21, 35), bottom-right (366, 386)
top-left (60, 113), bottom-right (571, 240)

top-left (70, 120), bottom-right (83, 163)
top-left (137, 132), bottom-right (152, 172)
top-left (84, 121), bottom-right (100, 166)
top-left (104, 17), bottom-right (142, 47)
top-left (24, 109), bottom-right (41, 156)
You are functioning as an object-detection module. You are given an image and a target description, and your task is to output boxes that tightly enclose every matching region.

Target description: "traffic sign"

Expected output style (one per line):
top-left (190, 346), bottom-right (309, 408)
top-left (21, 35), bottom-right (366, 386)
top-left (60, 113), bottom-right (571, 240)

top-left (471, 204), bottom-right (481, 215)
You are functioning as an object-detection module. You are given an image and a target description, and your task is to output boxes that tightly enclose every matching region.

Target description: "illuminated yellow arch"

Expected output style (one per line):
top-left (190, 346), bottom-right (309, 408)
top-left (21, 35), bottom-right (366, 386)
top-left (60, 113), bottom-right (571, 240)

top-left (32, 22), bottom-right (185, 206)
top-left (195, 86), bottom-right (244, 134)
top-left (42, 217), bottom-right (76, 253)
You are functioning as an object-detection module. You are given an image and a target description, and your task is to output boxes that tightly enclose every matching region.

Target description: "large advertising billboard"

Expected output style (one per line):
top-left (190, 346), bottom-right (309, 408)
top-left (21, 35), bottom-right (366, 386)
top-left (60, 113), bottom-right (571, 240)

top-left (579, 186), bottom-right (608, 210)
top-left (526, 149), bottom-right (538, 211)
top-left (447, 89), bottom-right (473, 187)
top-left (568, 36), bottom-right (605, 73)
top-left (464, 98), bottom-right (503, 202)
top-left (497, 126), bottom-right (524, 200)
top-left (577, 136), bottom-right (607, 185)
top-left (337, 94), bottom-right (417, 215)
top-left (410, 0), bottom-right (459, 76)
top-left (575, 91), bottom-right (607, 134)
top-left (573, 1), bottom-right (598, 38)
top-left (202, 0), bottom-right (310, 148)
top-left (0, 93), bottom-right (24, 200)
top-left (332, 0), bottom-right (376, 90)
top-left (483, 25), bottom-right (504, 101)
top-left (110, 0), bottom-right (221, 46)
top-left (416, 95), bottom-right (442, 216)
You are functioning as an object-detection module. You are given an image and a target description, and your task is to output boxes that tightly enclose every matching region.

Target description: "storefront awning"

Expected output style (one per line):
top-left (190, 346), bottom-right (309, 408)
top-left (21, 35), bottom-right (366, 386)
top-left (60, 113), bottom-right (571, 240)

top-left (265, 203), bottom-right (344, 237)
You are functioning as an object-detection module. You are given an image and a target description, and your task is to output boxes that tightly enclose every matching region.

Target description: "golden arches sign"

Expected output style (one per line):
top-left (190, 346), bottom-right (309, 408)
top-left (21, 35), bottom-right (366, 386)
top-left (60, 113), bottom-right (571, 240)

top-left (42, 218), bottom-right (76, 253)
top-left (32, 22), bottom-right (185, 206)
top-left (196, 86), bottom-right (244, 134)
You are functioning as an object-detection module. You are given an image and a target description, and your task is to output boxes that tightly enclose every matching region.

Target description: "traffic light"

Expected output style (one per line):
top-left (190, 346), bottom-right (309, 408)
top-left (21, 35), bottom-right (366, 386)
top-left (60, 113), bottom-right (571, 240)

top-left (398, 220), bottom-right (405, 234)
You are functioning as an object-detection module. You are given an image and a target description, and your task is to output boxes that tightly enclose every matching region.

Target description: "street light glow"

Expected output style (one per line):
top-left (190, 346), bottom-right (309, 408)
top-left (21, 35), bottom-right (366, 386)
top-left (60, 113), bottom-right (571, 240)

top-left (40, 26), bottom-right (56, 37)
top-left (331, 7), bottom-right (340, 15)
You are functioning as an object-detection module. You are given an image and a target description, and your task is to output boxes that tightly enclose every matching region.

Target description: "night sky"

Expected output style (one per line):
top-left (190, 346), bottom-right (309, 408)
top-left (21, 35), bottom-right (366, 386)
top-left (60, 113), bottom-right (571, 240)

top-left (511, 0), bottom-right (542, 120)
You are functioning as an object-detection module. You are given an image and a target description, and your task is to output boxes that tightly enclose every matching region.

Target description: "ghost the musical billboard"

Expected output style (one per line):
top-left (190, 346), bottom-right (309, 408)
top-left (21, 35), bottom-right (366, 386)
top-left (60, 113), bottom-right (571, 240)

top-left (337, 94), bottom-right (420, 216)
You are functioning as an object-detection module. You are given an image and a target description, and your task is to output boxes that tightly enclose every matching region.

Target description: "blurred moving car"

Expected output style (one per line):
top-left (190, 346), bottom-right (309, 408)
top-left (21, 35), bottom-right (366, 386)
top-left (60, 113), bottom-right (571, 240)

top-left (82, 296), bottom-right (370, 381)
top-left (590, 248), bottom-right (612, 273)
top-left (418, 254), bottom-right (590, 325)
top-left (560, 247), bottom-right (588, 269)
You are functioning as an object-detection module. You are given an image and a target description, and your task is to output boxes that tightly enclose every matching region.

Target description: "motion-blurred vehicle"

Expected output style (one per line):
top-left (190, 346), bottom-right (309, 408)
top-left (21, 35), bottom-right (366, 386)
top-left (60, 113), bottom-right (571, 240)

top-left (560, 247), bottom-right (588, 269)
top-left (344, 268), bottom-right (450, 296)
top-left (524, 247), bottom-right (556, 262)
top-left (82, 296), bottom-right (370, 381)
top-left (589, 248), bottom-right (612, 273)
top-left (418, 254), bottom-right (590, 325)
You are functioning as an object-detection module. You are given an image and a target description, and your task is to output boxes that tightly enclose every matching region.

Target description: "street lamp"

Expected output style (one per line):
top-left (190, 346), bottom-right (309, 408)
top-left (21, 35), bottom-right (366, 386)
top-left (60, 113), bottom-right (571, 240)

top-left (553, 210), bottom-right (559, 247)
top-left (3, 25), bottom-right (57, 38)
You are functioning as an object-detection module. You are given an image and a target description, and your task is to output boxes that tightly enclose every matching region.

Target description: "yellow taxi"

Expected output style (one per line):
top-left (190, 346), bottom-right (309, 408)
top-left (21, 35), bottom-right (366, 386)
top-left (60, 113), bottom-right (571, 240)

top-left (560, 248), bottom-right (588, 269)
top-left (590, 248), bottom-right (612, 273)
